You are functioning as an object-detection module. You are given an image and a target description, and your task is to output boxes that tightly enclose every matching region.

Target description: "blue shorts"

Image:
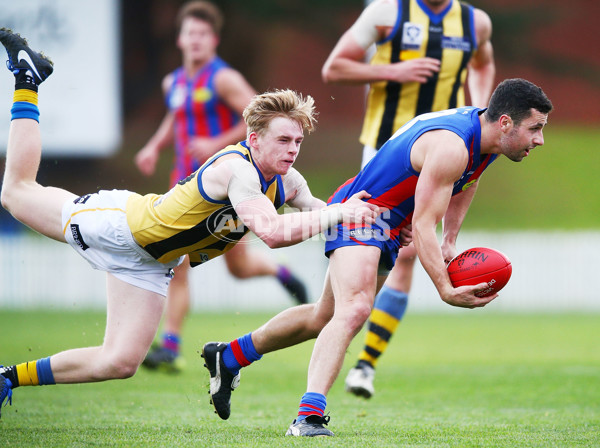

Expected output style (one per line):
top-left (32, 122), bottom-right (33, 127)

top-left (323, 222), bottom-right (400, 271)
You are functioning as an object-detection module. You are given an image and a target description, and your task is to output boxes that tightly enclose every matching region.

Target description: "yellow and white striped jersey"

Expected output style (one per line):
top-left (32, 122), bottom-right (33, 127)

top-left (360, 0), bottom-right (476, 149)
top-left (126, 142), bottom-right (284, 267)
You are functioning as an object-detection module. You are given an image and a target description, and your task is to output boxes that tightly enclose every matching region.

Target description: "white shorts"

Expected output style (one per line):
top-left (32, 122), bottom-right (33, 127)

top-left (61, 189), bottom-right (183, 296)
top-left (361, 145), bottom-right (378, 169)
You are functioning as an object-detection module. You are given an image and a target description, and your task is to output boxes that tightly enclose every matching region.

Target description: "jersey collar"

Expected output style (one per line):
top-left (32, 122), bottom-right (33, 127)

top-left (416, 0), bottom-right (454, 25)
top-left (241, 141), bottom-right (279, 193)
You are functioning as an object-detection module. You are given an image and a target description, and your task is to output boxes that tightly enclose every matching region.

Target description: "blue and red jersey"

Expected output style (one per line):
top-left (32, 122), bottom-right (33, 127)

top-left (166, 57), bottom-right (240, 187)
top-left (325, 107), bottom-right (497, 268)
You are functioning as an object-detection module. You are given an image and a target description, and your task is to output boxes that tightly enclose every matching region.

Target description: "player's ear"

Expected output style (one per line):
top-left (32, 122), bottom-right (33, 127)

top-left (247, 131), bottom-right (259, 149)
top-left (499, 114), bottom-right (512, 131)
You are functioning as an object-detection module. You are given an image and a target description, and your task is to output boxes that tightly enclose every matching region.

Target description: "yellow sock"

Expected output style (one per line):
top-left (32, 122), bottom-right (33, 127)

top-left (13, 88), bottom-right (38, 106)
top-left (11, 89), bottom-right (40, 122)
top-left (16, 361), bottom-right (40, 386)
top-left (358, 308), bottom-right (401, 368)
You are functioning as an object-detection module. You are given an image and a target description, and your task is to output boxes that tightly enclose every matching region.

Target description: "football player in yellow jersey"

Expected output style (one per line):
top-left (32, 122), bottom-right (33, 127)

top-left (322, 0), bottom-right (495, 399)
top-left (134, 1), bottom-right (310, 374)
top-left (0, 29), bottom-right (380, 417)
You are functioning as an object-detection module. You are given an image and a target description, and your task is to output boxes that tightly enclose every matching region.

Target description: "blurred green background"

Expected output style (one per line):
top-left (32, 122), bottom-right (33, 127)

top-left (1, 0), bottom-right (598, 231)
top-left (116, 0), bottom-right (600, 231)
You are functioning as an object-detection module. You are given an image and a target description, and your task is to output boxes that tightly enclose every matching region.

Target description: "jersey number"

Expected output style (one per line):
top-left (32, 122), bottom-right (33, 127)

top-left (177, 172), bottom-right (197, 186)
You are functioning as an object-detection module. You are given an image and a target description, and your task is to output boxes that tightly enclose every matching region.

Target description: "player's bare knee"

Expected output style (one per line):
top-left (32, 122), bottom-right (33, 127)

top-left (104, 355), bottom-right (140, 379)
top-left (397, 254), bottom-right (417, 266)
top-left (227, 261), bottom-right (251, 279)
top-left (0, 189), bottom-right (10, 212)
top-left (111, 361), bottom-right (139, 379)
top-left (0, 183), bottom-right (26, 221)
top-left (0, 182), bottom-right (16, 213)
top-left (309, 304), bottom-right (332, 334)
top-left (1, 180), bottom-right (38, 218)
top-left (397, 245), bottom-right (417, 263)
top-left (344, 300), bottom-right (372, 333)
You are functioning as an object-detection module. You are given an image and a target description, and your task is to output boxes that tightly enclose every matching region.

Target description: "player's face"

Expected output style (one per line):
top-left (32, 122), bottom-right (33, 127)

top-left (178, 17), bottom-right (219, 63)
top-left (249, 116), bottom-right (304, 180)
top-left (423, 0), bottom-right (451, 10)
top-left (500, 109), bottom-right (548, 162)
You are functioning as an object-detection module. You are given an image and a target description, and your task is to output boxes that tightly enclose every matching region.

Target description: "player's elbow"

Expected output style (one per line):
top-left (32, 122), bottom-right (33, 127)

top-left (260, 234), bottom-right (286, 249)
top-left (322, 69), bottom-right (344, 84)
top-left (250, 226), bottom-right (280, 249)
top-left (321, 65), bottom-right (333, 84)
top-left (251, 216), bottom-right (291, 248)
top-left (321, 60), bottom-right (340, 84)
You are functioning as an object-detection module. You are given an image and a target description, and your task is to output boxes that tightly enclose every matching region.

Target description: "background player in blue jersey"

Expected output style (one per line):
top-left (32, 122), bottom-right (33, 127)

top-left (322, 0), bottom-right (496, 398)
top-left (202, 78), bottom-right (552, 436)
top-left (0, 30), bottom-right (380, 418)
top-left (135, 1), bottom-right (309, 372)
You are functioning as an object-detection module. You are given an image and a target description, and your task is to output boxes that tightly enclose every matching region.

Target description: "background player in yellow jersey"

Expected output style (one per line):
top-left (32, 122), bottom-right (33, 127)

top-left (322, 0), bottom-right (495, 398)
top-left (0, 29), bottom-right (379, 416)
top-left (134, 1), bottom-right (309, 373)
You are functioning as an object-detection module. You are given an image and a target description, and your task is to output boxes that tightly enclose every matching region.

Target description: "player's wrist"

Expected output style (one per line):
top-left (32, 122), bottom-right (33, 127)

top-left (320, 204), bottom-right (342, 231)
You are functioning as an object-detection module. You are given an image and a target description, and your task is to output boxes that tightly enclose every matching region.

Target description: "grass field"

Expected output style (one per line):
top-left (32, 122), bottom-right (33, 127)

top-left (0, 310), bottom-right (598, 447)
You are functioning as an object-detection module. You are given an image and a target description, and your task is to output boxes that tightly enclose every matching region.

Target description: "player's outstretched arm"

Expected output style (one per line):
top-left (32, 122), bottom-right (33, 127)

top-left (218, 157), bottom-right (379, 248)
top-left (235, 191), bottom-right (379, 249)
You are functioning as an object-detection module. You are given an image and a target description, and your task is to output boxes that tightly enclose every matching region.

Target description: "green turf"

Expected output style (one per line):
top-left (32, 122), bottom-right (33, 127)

top-left (0, 310), bottom-right (598, 446)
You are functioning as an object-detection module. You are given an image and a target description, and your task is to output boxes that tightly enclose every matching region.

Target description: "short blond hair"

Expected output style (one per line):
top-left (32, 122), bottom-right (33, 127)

top-left (243, 89), bottom-right (317, 137)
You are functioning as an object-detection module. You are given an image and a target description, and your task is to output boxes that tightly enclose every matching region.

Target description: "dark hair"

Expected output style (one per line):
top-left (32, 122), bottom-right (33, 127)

top-left (485, 78), bottom-right (553, 125)
top-left (176, 1), bottom-right (223, 36)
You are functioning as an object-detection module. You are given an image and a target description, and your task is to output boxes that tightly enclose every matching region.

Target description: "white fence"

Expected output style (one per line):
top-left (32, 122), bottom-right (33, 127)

top-left (1, 231), bottom-right (599, 312)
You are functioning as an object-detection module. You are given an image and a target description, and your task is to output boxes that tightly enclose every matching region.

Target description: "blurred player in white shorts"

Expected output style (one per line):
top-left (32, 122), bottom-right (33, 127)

top-left (62, 189), bottom-right (182, 296)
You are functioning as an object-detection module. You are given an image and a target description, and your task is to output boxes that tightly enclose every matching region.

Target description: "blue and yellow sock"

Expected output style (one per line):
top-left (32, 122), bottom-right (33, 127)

top-left (222, 332), bottom-right (262, 375)
top-left (297, 392), bottom-right (326, 421)
top-left (357, 286), bottom-right (408, 368)
top-left (11, 89), bottom-right (40, 122)
top-left (0, 357), bottom-right (56, 388)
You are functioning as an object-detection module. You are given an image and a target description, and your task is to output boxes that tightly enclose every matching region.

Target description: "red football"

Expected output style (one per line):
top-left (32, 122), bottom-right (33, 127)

top-left (447, 247), bottom-right (512, 297)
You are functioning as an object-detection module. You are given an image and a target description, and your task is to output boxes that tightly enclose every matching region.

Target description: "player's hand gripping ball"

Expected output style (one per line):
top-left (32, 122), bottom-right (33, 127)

top-left (447, 247), bottom-right (512, 297)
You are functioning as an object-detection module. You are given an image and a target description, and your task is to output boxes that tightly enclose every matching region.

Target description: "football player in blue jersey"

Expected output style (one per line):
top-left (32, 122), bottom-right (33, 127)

top-left (322, 0), bottom-right (496, 399)
top-left (202, 78), bottom-right (552, 436)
